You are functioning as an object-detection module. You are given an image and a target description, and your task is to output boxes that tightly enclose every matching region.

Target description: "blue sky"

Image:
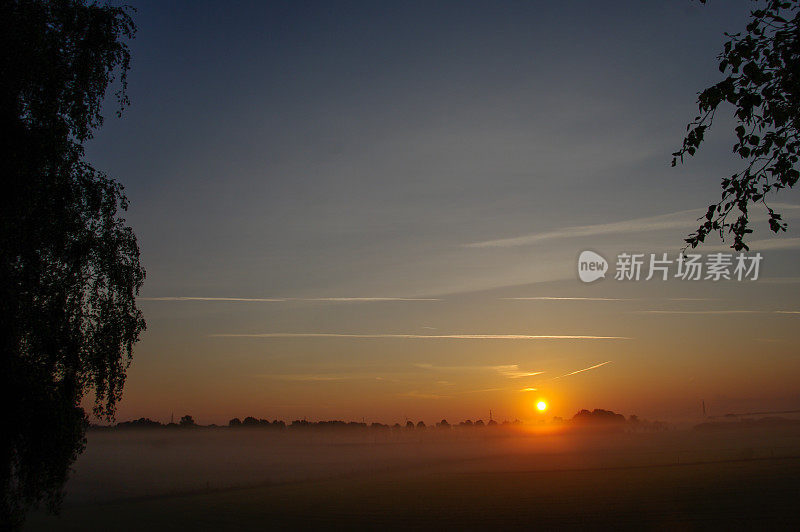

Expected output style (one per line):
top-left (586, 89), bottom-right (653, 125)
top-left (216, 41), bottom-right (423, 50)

top-left (84, 1), bottom-right (800, 424)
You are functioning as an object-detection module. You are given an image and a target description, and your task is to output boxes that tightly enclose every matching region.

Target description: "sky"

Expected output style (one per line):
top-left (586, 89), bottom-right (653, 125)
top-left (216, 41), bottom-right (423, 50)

top-left (84, 0), bottom-right (800, 425)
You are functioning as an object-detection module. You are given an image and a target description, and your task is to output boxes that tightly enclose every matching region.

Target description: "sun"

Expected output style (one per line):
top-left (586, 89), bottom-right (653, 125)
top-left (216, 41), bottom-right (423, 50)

top-left (536, 400), bottom-right (548, 412)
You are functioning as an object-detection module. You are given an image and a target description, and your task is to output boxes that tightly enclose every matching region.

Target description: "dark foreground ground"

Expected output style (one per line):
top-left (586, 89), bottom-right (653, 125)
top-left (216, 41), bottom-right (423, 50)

top-left (26, 425), bottom-right (800, 530)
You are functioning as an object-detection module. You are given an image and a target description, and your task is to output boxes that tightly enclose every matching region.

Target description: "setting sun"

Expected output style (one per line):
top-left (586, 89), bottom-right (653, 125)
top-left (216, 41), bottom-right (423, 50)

top-left (536, 401), bottom-right (548, 412)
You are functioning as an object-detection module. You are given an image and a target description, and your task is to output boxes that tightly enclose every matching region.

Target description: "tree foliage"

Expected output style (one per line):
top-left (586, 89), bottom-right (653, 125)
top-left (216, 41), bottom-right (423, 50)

top-left (0, 0), bottom-right (143, 527)
top-left (673, 0), bottom-right (800, 250)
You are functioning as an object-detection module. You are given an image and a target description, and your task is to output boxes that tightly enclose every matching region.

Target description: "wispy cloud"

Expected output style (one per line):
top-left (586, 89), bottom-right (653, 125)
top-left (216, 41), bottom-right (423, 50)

top-left (299, 297), bottom-right (441, 302)
top-left (553, 361), bottom-right (612, 379)
top-left (400, 386), bottom-right (510, 399)
top-left (760, 277), bottom-right (800, 284)
top-left (492, 365), bottom-right (545, 378)
top-left (212, 333), bottom-right (630, 340)
top-left (636, 310), bottom-right (799, 315)
top-left (463, 209), bottom-right (702, 248)
top-left (414, 363), bottom-right (543, 379)
top-left (142, 296), bottom-right (288, 302)
top-left (520, 387), bottom-right (538, 392)
top-left (635, 310), bottom-right (764, 315)
top-left (257, 373), bottom-right (380, 381)
top-left (463, 203), bottom-right (800, 249)
top-left (142, 296), bottom-right (440, 302)
top-left (502, 297), bottom-right (630, 301)
top-left (457, 387), bottom-right (509, 394)
top-left (399, 391), bottom-right (448, 400)
top-left (704, 237), bottom-right (800, 252)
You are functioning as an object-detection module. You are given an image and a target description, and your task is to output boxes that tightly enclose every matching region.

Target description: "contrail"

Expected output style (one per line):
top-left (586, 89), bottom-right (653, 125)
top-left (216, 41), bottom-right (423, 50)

top-left (142, 297), bottom-right (287, 302)
top-left (553, 361), bottom-right (613, 379)
top-left (141, 296), bottom-right (440, 302)
top-left (210, 333), bottom-right (631, 340)
top-left (502, 297), bottom-right (630, 301)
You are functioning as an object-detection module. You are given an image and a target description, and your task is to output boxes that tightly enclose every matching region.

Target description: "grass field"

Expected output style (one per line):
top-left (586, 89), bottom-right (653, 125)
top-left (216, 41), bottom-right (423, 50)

top-left (26, 425), bottom-right (800, 530)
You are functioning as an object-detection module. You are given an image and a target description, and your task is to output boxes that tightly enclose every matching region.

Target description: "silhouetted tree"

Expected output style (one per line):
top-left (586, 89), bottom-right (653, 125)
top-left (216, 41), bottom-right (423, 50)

top-left (406, 421), bottom-right (415, 430)
top-left (674, 0), bottom-right (800, 249)
top-left (572, 409), bottom-right (626, 425)
top-left (242, 416), bottom-right (259, 427)
top-left (116, 418), bottom-right (161, 429)
top-left (1, 1), bottom-right (142, 528)
top-left (437, 419), bottom-right (450, 429)
top-left (179, 415), bottom-right (196, 427)
top-left (228, 418), bottom-right (242, 427)
top-left (416, 421), bottom-right (426, 430)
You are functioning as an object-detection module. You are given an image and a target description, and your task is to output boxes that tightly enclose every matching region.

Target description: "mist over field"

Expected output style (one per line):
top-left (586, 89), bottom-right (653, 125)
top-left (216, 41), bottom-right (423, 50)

top-left (27, 421), bottom-right (800, 529)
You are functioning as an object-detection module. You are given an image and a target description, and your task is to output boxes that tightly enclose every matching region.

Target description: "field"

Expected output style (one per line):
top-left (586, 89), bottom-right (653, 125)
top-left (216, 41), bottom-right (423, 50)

top-left (26, 424), bottom-right (800, 530)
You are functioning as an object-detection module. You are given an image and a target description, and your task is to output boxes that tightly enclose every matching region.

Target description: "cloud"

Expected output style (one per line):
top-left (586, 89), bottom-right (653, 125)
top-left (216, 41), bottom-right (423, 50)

top-left (456, 387), bottom-right (509, 394)
top-left (142, 297), bottom-right (287, 302)
top-left (519, 387), bottom-right (538, 392)
top-left (463, 209), bottom-right (702, 248)
top-left (299, 297), bottom-right (441, 302)
top-left (399, 391), bottom-right (448, 400)
top-left (257, 372), bottom-right (390, 381)
top-left (703, 237), bottom-right (800, 252)
top-left (553, 361), bottom-right (612, 379)
top-left (636, 310), bottom-right (799, 315)
top-left (414, 363), bottom-right (543, 379)
top-left (212, 333), bottom-right (630, 340)
top-left (462, 203), bottom-right (800, 249)
top-left (258, 374), bottom-right (362, 381)
top-left (142, 296), bottom-right (440, 302)
top-left (492, 365), bottom-right (546, 378)
top-left (502, 297), bottom-right (631, 301)
top-left (759, 277), bottom-right (800, 284)
top-left (635, 310), bottom-right (764, 315)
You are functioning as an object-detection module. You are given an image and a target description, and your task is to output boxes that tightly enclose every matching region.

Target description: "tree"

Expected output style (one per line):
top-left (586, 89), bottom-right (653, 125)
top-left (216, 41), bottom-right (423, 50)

top-left (0, 1), bottom-right (142, 527)
top-left (572, 409), bottom-right (626, 425)
top-left (673, 0), bottom-right (800, 250)
top-left (179, 415), bottom-right (196, 427)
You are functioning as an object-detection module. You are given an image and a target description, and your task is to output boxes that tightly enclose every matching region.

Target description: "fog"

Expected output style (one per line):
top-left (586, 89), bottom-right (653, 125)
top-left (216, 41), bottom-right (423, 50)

top-left (60, 423), bottom-right (800, 505)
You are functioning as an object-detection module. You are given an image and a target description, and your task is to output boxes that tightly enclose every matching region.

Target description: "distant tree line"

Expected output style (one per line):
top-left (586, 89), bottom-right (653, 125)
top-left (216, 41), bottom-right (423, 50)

top-left (104, 409), bottom-right (670, 432)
